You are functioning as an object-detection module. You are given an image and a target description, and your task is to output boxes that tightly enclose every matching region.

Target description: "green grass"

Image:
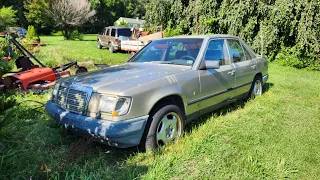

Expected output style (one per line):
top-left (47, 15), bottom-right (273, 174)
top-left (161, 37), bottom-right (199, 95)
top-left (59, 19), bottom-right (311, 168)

top-left (36, 35), bottom-right (130, 68)
top-left (0, 35), bottom-right (320, 179)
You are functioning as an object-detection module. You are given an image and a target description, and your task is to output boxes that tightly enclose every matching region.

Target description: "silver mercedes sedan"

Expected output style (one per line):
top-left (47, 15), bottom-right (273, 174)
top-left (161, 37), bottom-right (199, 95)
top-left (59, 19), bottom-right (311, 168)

top-left (45, 35), bottom-right (268, 150)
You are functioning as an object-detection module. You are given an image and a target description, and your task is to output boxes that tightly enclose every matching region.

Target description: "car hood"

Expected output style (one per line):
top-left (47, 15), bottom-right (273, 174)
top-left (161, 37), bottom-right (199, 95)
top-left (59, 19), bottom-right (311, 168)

top-left (66, 63), bottom-right (191, 94)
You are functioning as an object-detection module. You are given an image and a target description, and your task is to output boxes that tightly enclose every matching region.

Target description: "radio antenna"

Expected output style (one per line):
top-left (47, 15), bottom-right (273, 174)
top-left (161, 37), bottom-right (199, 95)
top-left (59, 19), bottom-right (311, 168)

top-left (260, 32), bottom-right (264, 57)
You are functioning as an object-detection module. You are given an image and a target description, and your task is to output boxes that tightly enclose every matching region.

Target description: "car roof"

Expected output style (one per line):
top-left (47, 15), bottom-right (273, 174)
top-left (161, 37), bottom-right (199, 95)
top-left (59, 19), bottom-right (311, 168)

top-left (105, 26), bottom-right (131, 30)
top-left (162, 34), bottom-right (240, 40)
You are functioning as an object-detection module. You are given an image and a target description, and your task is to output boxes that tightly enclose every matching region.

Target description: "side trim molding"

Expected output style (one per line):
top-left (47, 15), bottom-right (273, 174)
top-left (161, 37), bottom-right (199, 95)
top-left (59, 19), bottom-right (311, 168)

top-left (186, 81), bottom-right (252, 106)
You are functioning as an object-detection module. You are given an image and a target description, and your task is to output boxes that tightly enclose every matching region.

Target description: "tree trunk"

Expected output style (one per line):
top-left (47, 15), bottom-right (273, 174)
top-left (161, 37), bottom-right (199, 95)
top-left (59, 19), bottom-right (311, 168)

top-left (61, 26), bottom-right (73, 40)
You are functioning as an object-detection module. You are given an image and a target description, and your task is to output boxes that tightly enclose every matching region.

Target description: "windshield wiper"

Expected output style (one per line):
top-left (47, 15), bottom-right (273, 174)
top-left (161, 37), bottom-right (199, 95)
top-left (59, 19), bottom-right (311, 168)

top-left (147, 61), bottom-right (174, 64)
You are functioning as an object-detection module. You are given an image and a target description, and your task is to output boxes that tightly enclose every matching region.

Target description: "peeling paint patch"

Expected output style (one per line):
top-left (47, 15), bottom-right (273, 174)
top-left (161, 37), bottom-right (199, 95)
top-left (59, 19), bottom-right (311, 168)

top-left (84, 117), bottom-right (93, 121)
top-left (94, 127), bottom-right (98, 135)
top-left (60, 111), bottom-right (68, 121)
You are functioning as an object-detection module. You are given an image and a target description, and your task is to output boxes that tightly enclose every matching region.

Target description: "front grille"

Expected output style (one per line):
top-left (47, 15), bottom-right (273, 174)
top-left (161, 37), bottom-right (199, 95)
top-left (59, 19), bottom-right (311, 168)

top-left (55, 84), bottom-right (92, 114)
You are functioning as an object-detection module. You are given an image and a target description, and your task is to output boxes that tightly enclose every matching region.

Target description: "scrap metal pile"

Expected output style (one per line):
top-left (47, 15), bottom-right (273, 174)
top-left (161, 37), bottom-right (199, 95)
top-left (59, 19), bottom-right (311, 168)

top-left (0, 35), bottom-right (88, 92)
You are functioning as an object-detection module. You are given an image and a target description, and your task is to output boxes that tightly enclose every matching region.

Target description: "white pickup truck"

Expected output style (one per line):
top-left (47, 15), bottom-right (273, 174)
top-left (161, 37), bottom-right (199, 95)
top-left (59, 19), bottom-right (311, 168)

top-left (120, 31), bottom-right (164, 53)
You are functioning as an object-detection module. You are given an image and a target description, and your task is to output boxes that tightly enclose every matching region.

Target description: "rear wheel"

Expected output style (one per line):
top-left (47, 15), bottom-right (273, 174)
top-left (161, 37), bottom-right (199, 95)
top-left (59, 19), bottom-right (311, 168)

top-left (142, 104), bottom-right (184, 151)
top-left (248, 75), bottom-right (263, 100)
top-left (109, 43), bottom-right (114, 53)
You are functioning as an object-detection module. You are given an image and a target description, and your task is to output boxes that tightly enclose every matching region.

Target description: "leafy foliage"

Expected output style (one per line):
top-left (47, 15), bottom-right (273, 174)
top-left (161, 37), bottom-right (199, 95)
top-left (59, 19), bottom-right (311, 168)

top-left (24, 0), bottom-right (49, 26)
top-left (144, 0), bottom-right (320, 70)
top-left (0, 6), bottom-right (17, 31)
top-left (26, 25), bottom-right (36, 40)
top-left (70, 30), bottom-right (84, 41)
top-left (115, 19), bottom-right (129, 27)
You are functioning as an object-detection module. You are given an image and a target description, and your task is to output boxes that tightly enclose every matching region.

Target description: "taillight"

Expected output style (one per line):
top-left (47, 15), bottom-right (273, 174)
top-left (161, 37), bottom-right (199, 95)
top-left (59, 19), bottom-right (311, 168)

top-left (115, 38), bottom-right (118, 43)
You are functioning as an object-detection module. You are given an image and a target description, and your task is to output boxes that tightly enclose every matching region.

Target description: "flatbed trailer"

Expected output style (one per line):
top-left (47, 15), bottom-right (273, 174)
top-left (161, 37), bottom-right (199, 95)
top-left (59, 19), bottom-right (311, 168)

top-left (120, 31), bottom-right (163, 52)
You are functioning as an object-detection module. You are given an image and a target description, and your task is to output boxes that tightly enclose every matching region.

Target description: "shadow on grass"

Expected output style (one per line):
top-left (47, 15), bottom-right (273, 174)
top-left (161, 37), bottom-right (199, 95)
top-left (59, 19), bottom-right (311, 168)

top-left (42, 134), bottom-right (148, 179)
top-left (185, 82), bottom-right (274, 132)
top-left (263, 82), bottom-right (274, 93)
top-left (80, 39), bottom-right (96, 42)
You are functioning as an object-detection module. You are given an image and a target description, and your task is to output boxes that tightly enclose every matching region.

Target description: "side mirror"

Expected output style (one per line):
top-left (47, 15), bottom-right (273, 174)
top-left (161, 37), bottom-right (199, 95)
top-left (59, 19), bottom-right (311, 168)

top-left (200, 60), bottom-right (220, 70)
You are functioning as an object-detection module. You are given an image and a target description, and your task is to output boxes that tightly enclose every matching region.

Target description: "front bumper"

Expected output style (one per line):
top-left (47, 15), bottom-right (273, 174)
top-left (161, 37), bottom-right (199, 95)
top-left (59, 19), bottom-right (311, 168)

top-left (45, 100), bottom-right (149, 148)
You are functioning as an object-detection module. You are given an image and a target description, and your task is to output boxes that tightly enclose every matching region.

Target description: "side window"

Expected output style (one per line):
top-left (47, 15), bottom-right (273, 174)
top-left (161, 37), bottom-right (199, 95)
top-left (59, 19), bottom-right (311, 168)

top-left (243, 46), bottom-right (252, 60)
top-left (111, 29), bottom-right (116, 37)
top-left (227, 39), bottom-right (245, 63)
top-left (105, 28), bottom-right (110, 36)
top-left (100, 28), bottom-right (105, 35)
top-left (203, 39), bottom-right (229, 65)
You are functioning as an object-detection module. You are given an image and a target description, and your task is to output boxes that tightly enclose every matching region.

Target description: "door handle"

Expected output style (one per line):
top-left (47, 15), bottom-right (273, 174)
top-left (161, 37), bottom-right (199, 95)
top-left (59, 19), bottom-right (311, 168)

top-left (228, 70), bottom-right (235, 76)
top-left (251, 65), bottom-right (257, 69)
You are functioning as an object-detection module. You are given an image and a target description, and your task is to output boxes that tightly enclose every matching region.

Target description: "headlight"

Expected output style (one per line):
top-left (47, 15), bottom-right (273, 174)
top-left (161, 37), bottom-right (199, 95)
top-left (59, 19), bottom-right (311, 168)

top-left (98, 95), bottom-right (131, 117)
top-left (52, 82), bottom-right (60, 100)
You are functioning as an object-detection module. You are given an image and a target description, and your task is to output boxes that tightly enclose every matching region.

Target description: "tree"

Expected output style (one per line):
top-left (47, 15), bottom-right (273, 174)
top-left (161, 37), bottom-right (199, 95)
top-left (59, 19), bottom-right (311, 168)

top-left (0, 6), bottom-right (17, 30)
top-left (115, 19), bottom-right (129, 27)
top-left (145, 0), bottom-right (171, 28)
top-left (46, 0), bottom-right (96, 39)
top-left (143, 0), bottom-right (320, 70)
top-left (24, 0), bottom-right (49, 26)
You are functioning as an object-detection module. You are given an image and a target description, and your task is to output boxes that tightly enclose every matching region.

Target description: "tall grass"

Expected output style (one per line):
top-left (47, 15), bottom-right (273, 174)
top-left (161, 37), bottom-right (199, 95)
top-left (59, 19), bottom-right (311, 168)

top-left (0, 35), bottom-right (319, 179)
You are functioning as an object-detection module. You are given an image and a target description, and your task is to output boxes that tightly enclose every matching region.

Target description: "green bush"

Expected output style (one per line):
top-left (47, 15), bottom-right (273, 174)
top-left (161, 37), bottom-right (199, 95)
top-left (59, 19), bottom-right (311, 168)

top-left (26, 25), bottom-right (40, 42)
top-left (0, 61), bottom-right (13, 76)
top-left (26, 25), bottom-right (36, 40)
top-left (69, 30), bottom-right (84, 40)
top-left (275, 46), bottom-right (320, 71)
top-left (52, 31), bottom-right (63, 36)
top-left (0, 39), bottom-right (13, 75)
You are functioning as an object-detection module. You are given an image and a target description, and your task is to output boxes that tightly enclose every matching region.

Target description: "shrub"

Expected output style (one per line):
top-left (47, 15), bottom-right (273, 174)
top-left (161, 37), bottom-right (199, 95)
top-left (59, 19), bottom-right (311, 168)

top-left (26, 25), bottom-right (36, 40)
top-left (52, 31), bottom-right (63, 36)
top-left (69, 30), bottom-right (84, 41)
top-left (275, 46), bottom-right (320, 71)
top-left (0, 40), bottom-right (13, 76)
top-left (26, 25), bottom-right (41, 42)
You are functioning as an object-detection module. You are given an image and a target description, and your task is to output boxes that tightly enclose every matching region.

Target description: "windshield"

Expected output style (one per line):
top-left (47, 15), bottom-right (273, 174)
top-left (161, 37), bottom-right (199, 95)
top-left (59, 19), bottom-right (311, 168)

top-left (129, 38), bottom-right (204, 66)
top-left (118, 29), bottom-right (132, 37)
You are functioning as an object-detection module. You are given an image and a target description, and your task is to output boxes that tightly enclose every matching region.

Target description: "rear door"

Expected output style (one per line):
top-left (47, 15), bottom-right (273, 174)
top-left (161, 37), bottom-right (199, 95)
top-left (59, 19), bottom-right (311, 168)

top-left (198, 39), bottom-right (236, 114)
top-left (110, 28), bottom-right (116, 45)
top-left (105, 28), bottom-right (111, 45)
top-left (227, 39), bottom-right (257, 97)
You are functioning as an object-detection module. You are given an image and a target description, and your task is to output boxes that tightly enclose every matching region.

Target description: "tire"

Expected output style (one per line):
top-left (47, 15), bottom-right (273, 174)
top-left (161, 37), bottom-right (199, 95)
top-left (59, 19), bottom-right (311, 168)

top-left (109, 43), bottom-right (114, 53)
top-left (247, 75), bottom-right (263, 100)
top-left (97, 40), bottom-right (102, 49)
top-left (141, 104), bottom-right (185, 151)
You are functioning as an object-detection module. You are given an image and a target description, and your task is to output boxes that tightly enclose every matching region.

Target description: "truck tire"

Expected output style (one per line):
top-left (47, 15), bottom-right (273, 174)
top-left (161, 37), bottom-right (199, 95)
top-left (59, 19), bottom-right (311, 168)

top-left (109, 43), bottom-right (114, 53)
top-left (141, 103), bottom-right (184, 151)
top-left (97, 40), bottom-right (102, 49)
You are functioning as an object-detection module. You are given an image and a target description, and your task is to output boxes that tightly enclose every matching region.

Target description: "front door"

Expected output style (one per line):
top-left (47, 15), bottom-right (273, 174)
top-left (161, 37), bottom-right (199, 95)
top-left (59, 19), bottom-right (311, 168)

top-left (198, 39), bottom-right (236, 114)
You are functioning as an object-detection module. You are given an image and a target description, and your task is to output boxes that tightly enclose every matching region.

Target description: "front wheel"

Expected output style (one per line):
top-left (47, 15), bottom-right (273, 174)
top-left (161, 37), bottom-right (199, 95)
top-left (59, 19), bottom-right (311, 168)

top-left (248, 76), bottom-right (263, 100)
top-left (142, 104), bottom-right (184, 150)
top-left (97, 40), bottom-right (102, 49)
